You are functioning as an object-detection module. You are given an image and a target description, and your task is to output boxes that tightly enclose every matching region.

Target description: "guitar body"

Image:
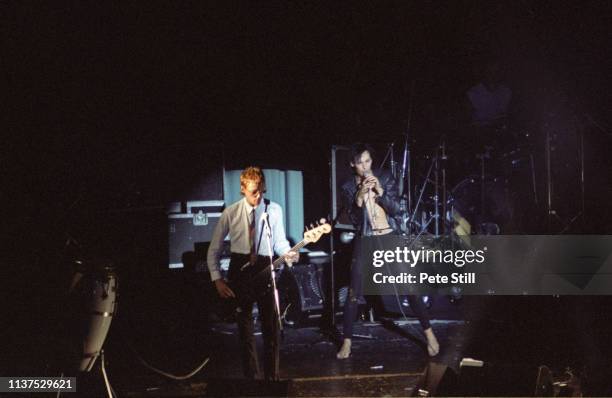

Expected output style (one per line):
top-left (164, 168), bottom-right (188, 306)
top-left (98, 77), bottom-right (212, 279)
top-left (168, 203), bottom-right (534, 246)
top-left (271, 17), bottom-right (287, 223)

top-left (227, 254), bottom-right (275, 307)
top-left (212, 254), bottom-right (276, 320)
top-left (211, 220), bottom-right (332, 321)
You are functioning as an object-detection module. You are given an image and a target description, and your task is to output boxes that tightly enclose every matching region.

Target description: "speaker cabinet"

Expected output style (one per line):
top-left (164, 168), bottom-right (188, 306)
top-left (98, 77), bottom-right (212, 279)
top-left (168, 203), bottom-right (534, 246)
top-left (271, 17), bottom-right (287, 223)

top-left (278, 263), bottom-right (348, 326)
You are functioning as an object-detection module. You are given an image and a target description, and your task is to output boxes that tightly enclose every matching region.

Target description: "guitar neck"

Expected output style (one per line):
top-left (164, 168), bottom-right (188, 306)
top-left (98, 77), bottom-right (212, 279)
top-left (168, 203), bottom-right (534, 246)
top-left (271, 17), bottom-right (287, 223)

top-left (272, 239), bottom-right (308, 267)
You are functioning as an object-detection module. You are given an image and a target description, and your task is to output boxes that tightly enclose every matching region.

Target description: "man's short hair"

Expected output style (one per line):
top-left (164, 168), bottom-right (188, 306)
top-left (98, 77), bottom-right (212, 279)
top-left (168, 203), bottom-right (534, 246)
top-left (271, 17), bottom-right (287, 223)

top-left (350, 143), bottom-right (375, 164)
top-left (240, 166), bottom-right (266, 192)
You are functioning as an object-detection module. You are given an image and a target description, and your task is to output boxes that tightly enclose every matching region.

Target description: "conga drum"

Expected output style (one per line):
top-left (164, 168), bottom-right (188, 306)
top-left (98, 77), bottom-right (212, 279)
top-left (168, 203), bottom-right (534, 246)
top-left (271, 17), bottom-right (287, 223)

top-left (77, 264), bottom-right (118, 372)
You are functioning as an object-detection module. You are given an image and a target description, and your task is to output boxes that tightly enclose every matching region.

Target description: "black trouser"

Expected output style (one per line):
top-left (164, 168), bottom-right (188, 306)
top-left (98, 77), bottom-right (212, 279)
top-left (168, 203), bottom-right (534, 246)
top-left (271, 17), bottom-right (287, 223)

top-left (228, 254), bottom-right (280, 381)
top-left (342, 237), bottom-right (431, 339)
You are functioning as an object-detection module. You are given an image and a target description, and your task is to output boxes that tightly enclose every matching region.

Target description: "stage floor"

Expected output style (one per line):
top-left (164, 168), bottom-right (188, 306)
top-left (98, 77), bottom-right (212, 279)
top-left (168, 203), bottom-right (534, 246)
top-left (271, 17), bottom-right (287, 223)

top-left (10, 277), bottom-right (612, 396)
top-left (109, 319), bottom-right (464, 397)
top-left (96, 295), bottom-right (611, 396)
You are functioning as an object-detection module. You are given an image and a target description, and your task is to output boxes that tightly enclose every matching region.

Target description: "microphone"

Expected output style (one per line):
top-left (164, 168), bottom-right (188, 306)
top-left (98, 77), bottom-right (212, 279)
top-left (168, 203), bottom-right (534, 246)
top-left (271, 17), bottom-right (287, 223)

top-left (260, 211), bottom-right (271, 231)
top-left (362, 170), bottom-right (380, 196)
top-left (361, 170), bottom-right (372, 190)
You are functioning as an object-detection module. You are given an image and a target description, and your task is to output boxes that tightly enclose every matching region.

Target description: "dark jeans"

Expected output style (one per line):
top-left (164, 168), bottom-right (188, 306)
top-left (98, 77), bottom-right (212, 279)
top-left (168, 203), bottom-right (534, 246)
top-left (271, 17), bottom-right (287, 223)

top-left (342, 237), bottom-right (431, 339)
top-left (229, 254), bottom-right (280, 381)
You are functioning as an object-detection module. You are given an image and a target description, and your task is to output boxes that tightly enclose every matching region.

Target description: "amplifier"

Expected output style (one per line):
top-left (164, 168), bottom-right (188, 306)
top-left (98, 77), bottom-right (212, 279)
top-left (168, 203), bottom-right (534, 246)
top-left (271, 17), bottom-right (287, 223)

top-left (278, 262), bottom-right (348, 326)
top-left (284, 263), bottom-right (326, 312)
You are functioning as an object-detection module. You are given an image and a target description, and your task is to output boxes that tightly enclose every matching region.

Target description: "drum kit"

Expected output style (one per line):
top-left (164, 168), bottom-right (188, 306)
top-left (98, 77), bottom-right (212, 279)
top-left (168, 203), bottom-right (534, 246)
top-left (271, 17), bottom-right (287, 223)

top-left (385, 123), bottom-right (538, 237)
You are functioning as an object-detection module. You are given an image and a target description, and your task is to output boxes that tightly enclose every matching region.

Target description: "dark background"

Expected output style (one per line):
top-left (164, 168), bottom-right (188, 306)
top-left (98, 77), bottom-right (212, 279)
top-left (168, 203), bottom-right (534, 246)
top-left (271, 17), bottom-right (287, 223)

top-left (5, 2), bottom-right (611, 224)
top-left (3, 1), bottom-right (612, 379)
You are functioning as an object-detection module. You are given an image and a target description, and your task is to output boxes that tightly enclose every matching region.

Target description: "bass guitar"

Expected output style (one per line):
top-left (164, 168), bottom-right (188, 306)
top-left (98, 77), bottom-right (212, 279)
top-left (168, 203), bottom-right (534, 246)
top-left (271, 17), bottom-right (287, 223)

top-left (218, 219), bottom-right (331, 315)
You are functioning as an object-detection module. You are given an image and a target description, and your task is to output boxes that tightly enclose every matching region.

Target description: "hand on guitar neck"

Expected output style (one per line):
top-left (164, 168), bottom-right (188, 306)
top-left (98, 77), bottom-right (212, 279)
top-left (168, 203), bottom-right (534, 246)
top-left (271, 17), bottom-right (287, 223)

top-left (282, 218), bottom-right (331, 268)
top-left (283, 250), bottom-right (299, 267)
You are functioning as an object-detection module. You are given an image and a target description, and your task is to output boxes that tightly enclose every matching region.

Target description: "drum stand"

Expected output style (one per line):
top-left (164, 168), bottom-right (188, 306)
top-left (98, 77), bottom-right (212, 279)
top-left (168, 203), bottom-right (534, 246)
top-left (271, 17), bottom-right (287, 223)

top-left (475, 144), bottom-right (520, 234)
top-left (410, 138), bottom-right (449, 238)
top-left (441, 138), bottom-right (448, 235)
top-left (398, 132), bottom-right (413, 235)
top-left (475, 147), bottom-right (493, 233)
top-left (411, 153), bottom-right (437, 235)
top-left (380, 142), bottom-right (398, 178)
top-left (435, 136), bottom-right (449, 237)
top-left (399, 82), bottom-right (416, 236)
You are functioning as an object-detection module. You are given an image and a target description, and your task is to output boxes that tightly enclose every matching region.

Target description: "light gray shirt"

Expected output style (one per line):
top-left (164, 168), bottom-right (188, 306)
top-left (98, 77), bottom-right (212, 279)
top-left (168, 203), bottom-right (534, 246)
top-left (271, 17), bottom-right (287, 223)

top-left (206, 197), bottom-right (292, 281)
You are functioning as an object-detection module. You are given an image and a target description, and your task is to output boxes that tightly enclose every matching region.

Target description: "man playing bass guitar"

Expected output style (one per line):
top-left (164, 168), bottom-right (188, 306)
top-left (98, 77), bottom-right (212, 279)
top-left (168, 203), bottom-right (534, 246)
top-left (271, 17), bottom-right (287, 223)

top-left (207, 166), bottom-right (299, 381)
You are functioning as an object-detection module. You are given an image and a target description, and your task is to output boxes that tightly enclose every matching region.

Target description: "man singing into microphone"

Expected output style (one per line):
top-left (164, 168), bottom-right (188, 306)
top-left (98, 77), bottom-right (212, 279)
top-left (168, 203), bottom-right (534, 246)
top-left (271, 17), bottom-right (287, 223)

top-left (337, 143), bottom-right (439, 359)
top-left (207, 166), bottom-right (298, 380)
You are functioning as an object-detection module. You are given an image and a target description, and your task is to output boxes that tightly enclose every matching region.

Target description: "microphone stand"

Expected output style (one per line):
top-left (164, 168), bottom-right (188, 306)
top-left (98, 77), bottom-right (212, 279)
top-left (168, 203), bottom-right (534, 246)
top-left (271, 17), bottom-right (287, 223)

top-left (261, 212), bottom-right (283, 331)
top-left (328, 151), bottom-right (336, 328)
top-left (361, 173), bottom-right (371, 237)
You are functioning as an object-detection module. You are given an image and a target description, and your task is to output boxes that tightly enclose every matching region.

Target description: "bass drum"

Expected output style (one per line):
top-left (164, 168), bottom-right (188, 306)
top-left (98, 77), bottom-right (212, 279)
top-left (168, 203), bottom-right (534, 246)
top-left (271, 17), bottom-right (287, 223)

top-left (449, 176), bottom-right (514, 234)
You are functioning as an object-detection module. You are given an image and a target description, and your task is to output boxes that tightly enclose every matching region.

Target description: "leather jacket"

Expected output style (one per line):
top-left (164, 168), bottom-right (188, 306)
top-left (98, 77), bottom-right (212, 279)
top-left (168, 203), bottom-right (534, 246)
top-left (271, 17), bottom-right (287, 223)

top-left (341, 169), bottom-right (401, 235)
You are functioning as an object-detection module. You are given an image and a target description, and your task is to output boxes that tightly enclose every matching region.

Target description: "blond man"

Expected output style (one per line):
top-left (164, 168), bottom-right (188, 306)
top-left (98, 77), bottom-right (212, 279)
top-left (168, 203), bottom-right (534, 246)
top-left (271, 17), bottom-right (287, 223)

top-left (207, 166), bottom-right (298, 380)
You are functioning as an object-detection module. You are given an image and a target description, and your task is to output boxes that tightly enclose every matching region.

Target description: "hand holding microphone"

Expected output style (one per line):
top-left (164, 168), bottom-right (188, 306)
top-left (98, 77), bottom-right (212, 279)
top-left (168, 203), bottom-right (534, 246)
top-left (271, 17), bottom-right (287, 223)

top-left (359, 171), bottom-right (383, 199)
top-left (363, 170), bottom-right (383, 196)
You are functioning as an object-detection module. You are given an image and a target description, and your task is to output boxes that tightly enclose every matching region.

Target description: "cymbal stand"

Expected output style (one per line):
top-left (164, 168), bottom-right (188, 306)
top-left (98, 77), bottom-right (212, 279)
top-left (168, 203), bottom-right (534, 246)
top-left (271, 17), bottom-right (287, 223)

top-left (431, 135), bottom-right (450, 238)
top-left (527, 133), bottom-right (538, 205)
top-left (410, 149), bottom-right (437, 235)
top-left (475, 146), bottom-right (493, 227)
top-left (546, 127), bottom-right (555, 232)
top-left (553, 119), bottom-right (586, 234)
top-left (545, 126), bottom-right (572, 233)
top-left (379, 142), bottom-right (397, 177)
top-left (434, 146), bottom-right (440, 237)
top-left (441, 137), bottom-right (448, 236)
top-left (428, 137), bottom-right (450, 238)
top-left (580, 122), bottom-right (585, 231)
